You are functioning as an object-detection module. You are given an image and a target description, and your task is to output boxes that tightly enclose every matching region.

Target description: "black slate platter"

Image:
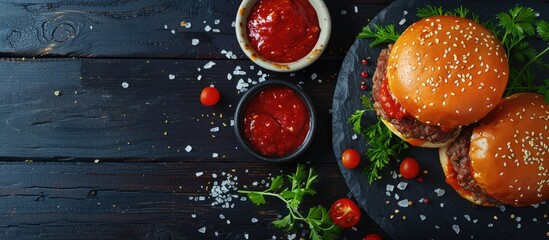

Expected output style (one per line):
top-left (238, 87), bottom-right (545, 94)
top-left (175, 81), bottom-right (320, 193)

top-left (332, 0), bottom-right (549, 239)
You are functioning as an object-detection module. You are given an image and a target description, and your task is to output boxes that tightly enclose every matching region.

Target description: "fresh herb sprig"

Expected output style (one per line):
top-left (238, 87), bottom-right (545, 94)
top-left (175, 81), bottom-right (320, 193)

top-left (238, 164), bottom-right (341, 240)
top-left (357, 23), bottom-right (400, 47)
top-left (495, 7), bottom-right (549, 98)
top-left (348, 96), bottom-right (408, 183)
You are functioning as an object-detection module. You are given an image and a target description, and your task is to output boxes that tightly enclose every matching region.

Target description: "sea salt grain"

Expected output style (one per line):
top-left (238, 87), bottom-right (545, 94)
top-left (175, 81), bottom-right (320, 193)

top-left (434, 188), bottom-right (445, 197)
top-left (192, 39), bottom-right (199, 45)
top-left (386, 184), bottom-right (395, 192)
top-left (311, 73), bottom-right (317, 80)
top-left (204, 61), bottom-right (216, 69)
top-left (210, 127), bottom-right (219, 132)
top-left (464, 215), bottom-right (471, 221)
top-left (351, 134), bottom-right (358, 140)
top-left (169, 74), bottom-right (176, 80)
top-left (397, 182), bottom-right (408, 190)
top-left (227, 73), bottom-right (232, 80)
top-left (205, 25), bottom-right (212, 32)
top-left (341, 10), bottom-right (347, 15)
top-left (121, 82), bottom-right (129, 88)
top-left (397, 199), bottom-right (409, 207)
top-left (420, 215), bottom-right (426, 221)
top-left (251, 218), bottom-right (258, 223)
top-left (212, 153), bottom-right (218, 158)
top-left (198, 227), bottom-right (206, 233)
top-left (185, 145), bottom-right (192, 152)
top-left (452, 224), bottom-right (460, 234)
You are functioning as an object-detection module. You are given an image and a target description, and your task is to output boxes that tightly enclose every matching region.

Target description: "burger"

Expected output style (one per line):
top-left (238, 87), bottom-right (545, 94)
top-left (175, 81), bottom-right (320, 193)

top-left (439, 93), bottom-right (549, 206)
top-left (371, 16), bottom-right (509, 147)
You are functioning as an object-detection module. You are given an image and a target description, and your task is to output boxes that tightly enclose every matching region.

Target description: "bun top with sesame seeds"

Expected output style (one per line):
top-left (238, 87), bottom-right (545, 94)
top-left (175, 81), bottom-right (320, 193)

top-left (470, 93), bottom-right (549, 206)
top-left (387, 16), bottom-right (509, 129)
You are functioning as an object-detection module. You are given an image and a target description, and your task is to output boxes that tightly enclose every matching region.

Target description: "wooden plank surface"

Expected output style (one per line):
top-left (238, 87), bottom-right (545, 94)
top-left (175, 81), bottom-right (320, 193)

top-left (0, 0), bottom-right (394, 239)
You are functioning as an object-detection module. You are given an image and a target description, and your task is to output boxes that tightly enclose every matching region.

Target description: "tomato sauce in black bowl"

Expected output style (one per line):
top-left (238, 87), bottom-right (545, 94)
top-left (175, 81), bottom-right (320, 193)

top-left (234, 80), bottom-right (316, 162)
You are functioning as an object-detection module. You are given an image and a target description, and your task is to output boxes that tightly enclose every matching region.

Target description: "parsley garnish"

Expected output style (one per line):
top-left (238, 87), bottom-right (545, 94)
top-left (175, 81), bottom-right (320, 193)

top-left (348, 96), bottom-right (408, 184)
top-left (357, 24), bottom-right (400, 47)
top-left (238, 164), bottom-right (341, 240)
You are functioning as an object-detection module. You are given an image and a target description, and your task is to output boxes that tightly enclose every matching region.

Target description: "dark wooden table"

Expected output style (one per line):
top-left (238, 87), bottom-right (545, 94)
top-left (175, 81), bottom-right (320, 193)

top-left (0, 0), bottom-right (394, 239)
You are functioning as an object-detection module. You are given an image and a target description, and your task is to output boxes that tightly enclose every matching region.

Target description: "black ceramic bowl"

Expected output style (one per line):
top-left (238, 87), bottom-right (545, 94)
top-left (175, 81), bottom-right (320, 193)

top-left (234, 80), bottom-right (316, 162)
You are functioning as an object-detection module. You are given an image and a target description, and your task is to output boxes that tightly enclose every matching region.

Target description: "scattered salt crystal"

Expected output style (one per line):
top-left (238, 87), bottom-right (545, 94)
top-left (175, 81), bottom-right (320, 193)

top-left (473, 219), bottom-right (478, 223)
top-left (227, 73), bottom-right (232, 80)
top-left (516, 216), bottom-right (521, 222)
top-left (354, 6), bottom-right (358, 13)
top-left (164, 24), bottom-right (168, 29)
top-left (204, 61), bottom-right (216, 69)
top-left (517, 223), bottom-right (521, 229)
top-left (212, 29), bottom-right (220, 33)
top-left (351, 134), bottom-right (358, 140)
top-left (185, 22), bottom-right (192, 28)
top-left (435, 225), bottom-right (440, 229)
top-left (287, 233), bottom-right (296, 240)
top-left (212, 153), bottom-right (218, 158)
top-left (225, 51), bottom-right (234, 59)
top-left (204, 25), bottom-right (211, 32)
top-left (317, 79), bottom-right (322, 84)
top-left (236, 79), bottom-right (250, 92)
top-left (464, 215), bottom-right (471, 221)
top-left (404, 10), bottom-right (408, 15)
top-left (420, 215), bottom-right (426, 221)
top-left (94, 159), bottom-right (100, 163)
top-left (440, 203), bottom-right (445, 208)
top-left (533, 218), bottom-right (538, 222)
top-left (532, 203), bottom-right (539, 208)
top-left (197, 75), bottom-right (202, 81)
top-left (196, 172), bottom-right (204, 177)
top-left (434, 188), bottom-right (445, 197)
top-left (392, 171), bottom-right (398, 179)
top-left (214, 19), bottom-right (220, 25)
top-left (244, 233), bottom-right (249, 239)
top-left (185, 145), bottom-right (192, 152)
top-left (386, 184), bottom-right (395, 192)
top-left (397, 182), bottom-right (408, 190)
top-left (215, 231), bottom-right (219, 236)
top-left (341, 10), bottom-right (347, 15)
top-left (386, 191), bottom-right (391, 197)
top-left (452, 224), bottom-right (460, 234)
top-left (399, 18), bottom-right (407, 25)
top-left (499, 205), bottom-right (506, 212)
top-left (121, 82), bottom-right (129, 88)
top-left (394, 193), bottom-right (400, 200)
top-left (169, 74), bottom-right (175, 80)
top-left (226, 219), bottom-right (231, 224)
top-left (311, 73), bottom-right (317, 80)
top-left (198, 196), bottom-right (205, 201)
top-left (251, 217), bottom-right (258, 223)
top-left (219, 214), bottom-right (225, 219)
top-left (230, 120), bottom-right (234, 126)
top-left (210, 127), bottom-right (219, 132)
top-left (233, 66), bottom-right (246, 75)
top-left (198, 227), bottom-right (206, 233)
top-left (397, 199), bottom-right (409, 207)
top-left (192, 39), bottom-right (199, 45)
top-left (90, 25), bottom-right (93, 29)
top-left (171, 29), bottom-right (176, 34)
top-left (231, 21), bottom-right (236, 27)
top-left (487, 223), bottom-right (493, 227)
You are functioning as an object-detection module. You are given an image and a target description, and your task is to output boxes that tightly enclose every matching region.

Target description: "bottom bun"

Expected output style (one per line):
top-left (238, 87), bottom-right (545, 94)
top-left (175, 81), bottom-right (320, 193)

top-left (438, 146), bottom-right (495, 207)
top-left (381, 118), bottom-right (458, 148)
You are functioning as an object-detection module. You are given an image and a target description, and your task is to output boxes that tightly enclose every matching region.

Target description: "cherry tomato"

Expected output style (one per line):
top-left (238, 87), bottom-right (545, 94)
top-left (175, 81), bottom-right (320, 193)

top-left (399, 157), bottom-right (420, 179)
top-left (200, 86), bottom-right (220, 106)
top-left (329, 198), bottom-right (361, 228)
top-left (341, 148), bottom-right (361, 169)
top-left (363, 233), bottom-right (383, 240)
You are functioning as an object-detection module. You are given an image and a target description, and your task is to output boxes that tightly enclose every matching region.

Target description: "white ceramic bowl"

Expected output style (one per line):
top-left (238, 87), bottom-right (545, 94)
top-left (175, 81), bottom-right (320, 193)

top-left (235, 0), bottom-right (331, 72)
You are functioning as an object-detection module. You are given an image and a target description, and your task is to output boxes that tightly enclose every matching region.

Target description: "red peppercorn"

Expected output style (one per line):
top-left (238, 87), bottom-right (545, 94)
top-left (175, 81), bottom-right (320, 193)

top-left (361, 59), bottom-right (368, 65)
top-left (361, 71), bottom-right (369, 78)
top-left (360, 85), bottom-right (367, 90)
top-left (422, 198), bottom-right (430, 204)
top-left (417, 176), bottom-right (424, 183)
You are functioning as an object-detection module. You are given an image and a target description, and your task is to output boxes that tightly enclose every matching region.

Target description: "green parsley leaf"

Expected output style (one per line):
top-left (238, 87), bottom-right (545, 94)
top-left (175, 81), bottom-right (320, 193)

top-left (358, 24), bottom-right (400, 47)
top-left (416, 5), bottom-right (446, 18)
top-left (540, 79), bottom-right (549, 103)
top-left (537, 20), bottom-right (549, 41)
top-left (238, 164), bottom-right (341, 240)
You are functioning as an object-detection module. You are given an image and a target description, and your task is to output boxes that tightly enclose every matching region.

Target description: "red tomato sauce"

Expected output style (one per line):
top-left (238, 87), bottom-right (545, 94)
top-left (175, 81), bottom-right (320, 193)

top-left (247, 0), bottom-right (320, 63)
top-left (243, 86), bottom-right (310, 157)
top-left (379, 78), bottom-right (408, 120)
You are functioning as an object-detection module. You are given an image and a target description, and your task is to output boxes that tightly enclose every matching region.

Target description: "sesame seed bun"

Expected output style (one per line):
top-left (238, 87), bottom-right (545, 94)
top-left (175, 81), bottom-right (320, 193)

top-left (387, 16), bottom-right (509, 129)
top-left (469, 93), bottom-right (549, 206)
top-left (382, 118), bottom-right (460, 148)
top-left (438, 145), bottom-right (495, 207)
